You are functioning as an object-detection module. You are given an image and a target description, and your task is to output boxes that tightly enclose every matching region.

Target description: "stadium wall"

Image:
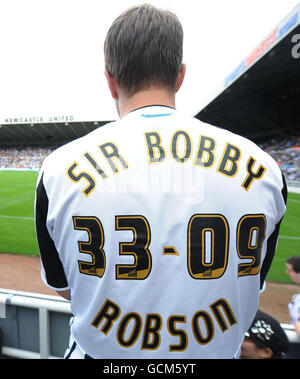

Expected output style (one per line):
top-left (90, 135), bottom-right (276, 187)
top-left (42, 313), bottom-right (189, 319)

top-left (0, 289), bottom-right (72, 359)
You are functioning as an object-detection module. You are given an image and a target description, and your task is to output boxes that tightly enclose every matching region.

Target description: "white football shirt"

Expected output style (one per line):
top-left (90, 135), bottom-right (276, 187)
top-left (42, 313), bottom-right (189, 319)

top-left (35, 105), bottom-right (287, 358)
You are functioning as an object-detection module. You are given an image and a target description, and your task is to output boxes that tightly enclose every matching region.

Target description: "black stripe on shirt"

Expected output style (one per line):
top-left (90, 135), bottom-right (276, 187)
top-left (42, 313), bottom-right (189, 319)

top-left (35, 173), bottom-right (68, 289)
top-left (260, 172), bottom-right (288, 289)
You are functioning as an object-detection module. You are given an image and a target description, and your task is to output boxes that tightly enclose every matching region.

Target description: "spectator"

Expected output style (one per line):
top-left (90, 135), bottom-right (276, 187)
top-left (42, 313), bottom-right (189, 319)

top-left (240, 310), bottom-right (289, 359)
top-left (286, 256), bottom-right (300, 336)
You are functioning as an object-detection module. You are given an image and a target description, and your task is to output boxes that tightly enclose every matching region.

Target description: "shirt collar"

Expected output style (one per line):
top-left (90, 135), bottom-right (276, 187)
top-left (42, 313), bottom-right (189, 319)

top-left (123, 105), bottom-right (176, 120)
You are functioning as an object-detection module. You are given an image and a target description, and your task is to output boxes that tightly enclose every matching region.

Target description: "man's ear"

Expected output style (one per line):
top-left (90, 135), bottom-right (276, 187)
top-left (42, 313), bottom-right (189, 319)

top-left (175, 64), bottom-right (186, 93)
top-left (104, 70), bottom-right (119, 100)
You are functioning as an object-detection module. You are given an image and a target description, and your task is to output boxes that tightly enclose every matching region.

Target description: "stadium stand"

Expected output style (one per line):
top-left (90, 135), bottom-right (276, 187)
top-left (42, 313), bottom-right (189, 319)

top-left (0, 146), bottom-right (56, 170)
top-left (0, 138), bottom-right (299, 183)
top-left (258, 133), bottom-right (300, 183)
top-left (1, 134), bottom-right (299, 185)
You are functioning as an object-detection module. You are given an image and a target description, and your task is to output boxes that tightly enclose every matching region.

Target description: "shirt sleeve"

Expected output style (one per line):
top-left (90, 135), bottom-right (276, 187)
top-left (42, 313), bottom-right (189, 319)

top-left (35, 171), bottom-right (69, 291)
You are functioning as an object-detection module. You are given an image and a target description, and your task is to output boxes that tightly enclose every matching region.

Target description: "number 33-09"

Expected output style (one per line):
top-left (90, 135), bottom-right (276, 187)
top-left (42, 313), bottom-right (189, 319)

top-left (72, 213), bottom-right (266, 280)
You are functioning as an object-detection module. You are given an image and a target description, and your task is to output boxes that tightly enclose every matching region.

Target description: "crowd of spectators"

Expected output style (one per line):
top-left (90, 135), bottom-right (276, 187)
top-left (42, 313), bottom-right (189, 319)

top-left (258, 134), bottom-right (300, 183)
top-left (0, 134), bottom-right (299, 182)
top-left (0, 145), bottom-right (57, 170)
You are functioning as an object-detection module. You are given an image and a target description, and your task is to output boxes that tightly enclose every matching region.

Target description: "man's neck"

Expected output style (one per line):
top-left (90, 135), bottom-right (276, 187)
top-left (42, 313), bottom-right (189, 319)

top-left (117, 87), bottom-right (176, 118)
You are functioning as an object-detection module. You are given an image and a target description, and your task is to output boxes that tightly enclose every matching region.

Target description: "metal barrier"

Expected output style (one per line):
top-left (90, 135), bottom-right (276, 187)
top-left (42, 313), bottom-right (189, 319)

top-left (281, 323), bottom-right (300, 359)
top-left (0, 288), bottom-right (299, 359)
top-left (0, 288), bottom-right (72, 359)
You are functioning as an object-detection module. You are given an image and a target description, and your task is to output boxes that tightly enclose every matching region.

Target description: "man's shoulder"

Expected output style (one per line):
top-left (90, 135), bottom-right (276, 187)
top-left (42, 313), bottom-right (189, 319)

top-left (190, 116), bottom-right (283, 180)
top-left (191, 116), bottom-right (269, 152)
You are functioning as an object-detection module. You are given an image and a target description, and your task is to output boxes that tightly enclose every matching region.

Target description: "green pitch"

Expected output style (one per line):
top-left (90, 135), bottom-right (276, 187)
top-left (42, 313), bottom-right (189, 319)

top-left (267, 191), bottom-right (300, 284)
top-left (0, 171), bottom-right (39, 256)
top-left (0, 171), bottom-right (299, 283)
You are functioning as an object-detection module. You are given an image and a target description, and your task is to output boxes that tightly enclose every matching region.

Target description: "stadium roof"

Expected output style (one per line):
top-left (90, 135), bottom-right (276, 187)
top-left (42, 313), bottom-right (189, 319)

top-left (0, 118), bottom-right (109, 146)
top-left (196, 3), bottom-right (300, 142)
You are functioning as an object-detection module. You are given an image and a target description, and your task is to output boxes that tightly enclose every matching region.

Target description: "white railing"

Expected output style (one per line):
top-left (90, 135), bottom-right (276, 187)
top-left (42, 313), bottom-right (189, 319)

top-left (287, 181), bottom-right (300, 194)
top-left (0, 288), bottom-right (72, 359)
top-left (281, 323), bottom-right (300, 344)
top-left (287, 180), bottom-right (300, 188)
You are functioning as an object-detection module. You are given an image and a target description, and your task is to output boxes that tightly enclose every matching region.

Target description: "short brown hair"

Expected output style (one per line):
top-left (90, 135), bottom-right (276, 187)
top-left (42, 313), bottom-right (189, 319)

top-left (286, 256), bottom-right (300, 273)
top-left (104, 4), bottom-right (183, 96)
